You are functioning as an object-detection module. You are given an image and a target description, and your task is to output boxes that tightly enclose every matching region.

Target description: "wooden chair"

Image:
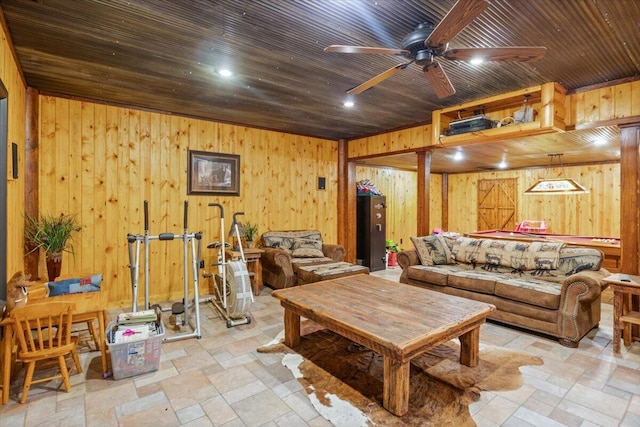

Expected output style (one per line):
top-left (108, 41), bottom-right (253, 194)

top-left (10, 301), bottom-right (82, 403)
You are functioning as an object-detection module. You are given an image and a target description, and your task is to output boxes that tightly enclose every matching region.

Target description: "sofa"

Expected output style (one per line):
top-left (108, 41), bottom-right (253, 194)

top-left (260, 230), bottom-right (346, 289)
top-left (398, 233), bottom-right (610, 347)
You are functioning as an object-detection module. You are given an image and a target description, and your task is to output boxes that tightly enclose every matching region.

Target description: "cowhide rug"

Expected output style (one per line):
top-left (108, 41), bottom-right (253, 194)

top-left (258, 321), bottom-right (543, 426)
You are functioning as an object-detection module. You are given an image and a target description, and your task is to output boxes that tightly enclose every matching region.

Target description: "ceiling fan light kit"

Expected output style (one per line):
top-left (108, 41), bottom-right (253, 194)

top-left (325, 0), bottom-right (546, 98)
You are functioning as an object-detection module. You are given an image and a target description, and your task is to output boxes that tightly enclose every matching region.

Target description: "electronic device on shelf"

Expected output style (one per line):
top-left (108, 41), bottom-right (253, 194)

top-left (448, 114), bottom-right (494, 135)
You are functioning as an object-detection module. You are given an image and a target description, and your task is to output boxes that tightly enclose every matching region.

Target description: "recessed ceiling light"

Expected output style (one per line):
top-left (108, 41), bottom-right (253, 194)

top-left (593, 138), bottom-right (607, 146)
top-left (343, 100), bottom-right (354, 108)
top-left (453, 151), bottom-right (463, 161)
top-left (217, 69), bottom-right (233, 77)
top-left (469, 58), bottom-right (484, 65)
top-left (498, 160), bottom-right (508, 169)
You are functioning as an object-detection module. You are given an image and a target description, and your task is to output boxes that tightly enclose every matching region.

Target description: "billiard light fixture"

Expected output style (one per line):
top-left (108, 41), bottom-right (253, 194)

top-left (524, 154), bottom-right (589, 195)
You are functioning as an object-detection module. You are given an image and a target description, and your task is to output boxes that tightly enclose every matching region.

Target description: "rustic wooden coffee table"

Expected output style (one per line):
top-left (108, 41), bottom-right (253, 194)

top-left (271, 274), bottom-right (496, 416)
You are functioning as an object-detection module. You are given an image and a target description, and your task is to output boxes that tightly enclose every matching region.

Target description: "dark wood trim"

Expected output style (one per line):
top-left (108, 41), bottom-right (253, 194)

top-left (417, 151), bottom-right (431, 236)
top-left (25, 87), bottom-right (40, 278)
top-left (0, 80), bottom-right (6, 301)
top-left (346, 161), bottom-right (356, 263)
top-left (337, 139), bottom-right (357, 263)
top-left (619, 124), bottom-right (640, 275)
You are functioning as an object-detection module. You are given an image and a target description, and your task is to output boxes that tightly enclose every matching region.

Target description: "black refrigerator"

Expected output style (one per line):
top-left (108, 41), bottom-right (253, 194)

top-left (356, 195), bottom-right (386, 272)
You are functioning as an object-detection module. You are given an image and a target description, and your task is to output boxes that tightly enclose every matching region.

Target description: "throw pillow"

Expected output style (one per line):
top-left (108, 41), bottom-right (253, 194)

top-left (451, 237), bottom-right (486, 264)
top-left (411, 234), bottom-right (454, 266)
top-left (528, 241), bottom-right (564, 270)
top-left (291, 238), bottom-right (324, 258)
top-left (47, 274), bottom-right (103, 297)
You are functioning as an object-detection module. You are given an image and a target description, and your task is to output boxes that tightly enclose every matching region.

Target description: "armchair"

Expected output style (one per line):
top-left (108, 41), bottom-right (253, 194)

top-left (260, 230), bottom-right (345, 289)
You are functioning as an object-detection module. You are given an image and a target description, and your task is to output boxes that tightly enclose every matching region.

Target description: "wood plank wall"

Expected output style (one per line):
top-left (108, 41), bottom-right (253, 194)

top-left (348, 125), bottom-right (430, 158)
top-left (447, 165), bottom-right (620, 236)
top-left (354, 166), bottom-right (443, 249)
top-left (19, 80), bottom-right (640, 309)
top-left (355, 164), bottom-right (619, 239)
top-left (38, 97), bottom-right (338, 308)
top-left (566, 81), bottom-right (640, 126)
top-left (1, 19), bottom-right (27, 282)
top-left (347, 82), bottom-right (639, 243)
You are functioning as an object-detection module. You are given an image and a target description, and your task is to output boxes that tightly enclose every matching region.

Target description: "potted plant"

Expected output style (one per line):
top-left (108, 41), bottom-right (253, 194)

top-left (242, 221), bottom-right (259, 248)
top-left (24, 213), bottom-right (81, 281)
top-left (386, 240), bottom-right (400, 268)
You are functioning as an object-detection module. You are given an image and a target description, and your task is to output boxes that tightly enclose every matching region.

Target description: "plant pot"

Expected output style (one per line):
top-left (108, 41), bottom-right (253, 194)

top-left (46, 251), bottom-right (63, 281)
top-left (245, 240), bottom-right (255, 249)
top-left (387, 251), bottom-right (398, 267)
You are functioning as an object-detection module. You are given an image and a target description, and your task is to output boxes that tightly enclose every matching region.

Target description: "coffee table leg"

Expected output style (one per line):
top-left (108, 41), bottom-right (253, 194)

top-left (383, 356), bottom-right (410, 416)
top-left (459, 326), bottom-right (480, 367)
top-left (283, 309), bottom-right (301, 347)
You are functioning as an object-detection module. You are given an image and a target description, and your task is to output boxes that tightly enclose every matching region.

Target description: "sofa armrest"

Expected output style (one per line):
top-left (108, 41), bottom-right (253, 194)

top-left (398, 250), bottom-right (420, 283)
top-left (322, 244), bottom-right (345, 261)
top-left (260, 248), bottom-right (295, 289)
top-left (558, 270), bottom-right (608, 344)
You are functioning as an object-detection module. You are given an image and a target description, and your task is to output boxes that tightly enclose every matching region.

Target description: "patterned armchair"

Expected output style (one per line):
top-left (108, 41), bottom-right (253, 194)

top-left (260, 230), bottom-right (345, 289)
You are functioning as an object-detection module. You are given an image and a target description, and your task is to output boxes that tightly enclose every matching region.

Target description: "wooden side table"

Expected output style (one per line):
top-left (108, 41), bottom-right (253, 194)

top-left (603, 273), bottom-right (640, 354)
top-left (226, 248), bottom-right (264, 296)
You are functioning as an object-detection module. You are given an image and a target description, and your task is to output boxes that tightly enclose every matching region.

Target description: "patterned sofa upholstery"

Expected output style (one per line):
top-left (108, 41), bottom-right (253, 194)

top-left (260, 230), bottom-right (345, 289)
top-left (398, 234), bottom-right (610, 347)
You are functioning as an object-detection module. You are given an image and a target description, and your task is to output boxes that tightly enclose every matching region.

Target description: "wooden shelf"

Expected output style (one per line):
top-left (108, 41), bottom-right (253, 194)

top-left (621, 311), bottom-right (640, 326)
top-left (431, 82), bottom-right (567, 147)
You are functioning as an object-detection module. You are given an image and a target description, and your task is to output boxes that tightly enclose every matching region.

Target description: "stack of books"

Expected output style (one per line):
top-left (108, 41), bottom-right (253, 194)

top-left (109, 309), bottom-right (162, 344)
top-left (116, 308), bottom-right (157, 325)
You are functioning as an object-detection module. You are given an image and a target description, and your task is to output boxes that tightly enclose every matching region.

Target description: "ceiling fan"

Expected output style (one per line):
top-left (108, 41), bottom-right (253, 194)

top-left (324, 0), bottom-right (546, 98)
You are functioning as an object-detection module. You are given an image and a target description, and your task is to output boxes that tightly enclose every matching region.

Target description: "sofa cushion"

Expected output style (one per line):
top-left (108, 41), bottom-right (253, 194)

top-left (557, 246), bottom-right (603, 275)
top-left (451, 237), bottom-right (486, 264)
top-left (407, 264), bottom-right (465, 286)
top-left (479, 239), bottom-right (531, 270)
top-left (494, 277), bottom-right (562, 310)
top-left (297, 262), bottom-right (369, 284)
top-left (528, 241), bottom-right (564, 271)
top-left (292, 257), bottom-right (335, 272)
top-left (447, 269), bottom-right (509, 294)
top-left (411, 234), bottom-right (454, 265)
top-left (291, 238), bottom-right (324, 258)
top-left (262, 230), bottom-right (322, 251)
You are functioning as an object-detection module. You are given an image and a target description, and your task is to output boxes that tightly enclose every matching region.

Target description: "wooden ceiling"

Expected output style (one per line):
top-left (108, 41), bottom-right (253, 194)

top-left (1, 0), bottom-right (638, 171)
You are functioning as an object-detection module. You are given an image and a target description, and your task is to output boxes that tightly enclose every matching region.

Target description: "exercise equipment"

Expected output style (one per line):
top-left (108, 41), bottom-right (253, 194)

top-left (205, 204), bottom-right (253, 327)
top-left (127, 200), bottom-right (203, 342)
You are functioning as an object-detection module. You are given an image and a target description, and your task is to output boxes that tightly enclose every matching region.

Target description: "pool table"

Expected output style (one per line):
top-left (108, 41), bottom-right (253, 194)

top-left (466, 229), bottom-right (621, 273)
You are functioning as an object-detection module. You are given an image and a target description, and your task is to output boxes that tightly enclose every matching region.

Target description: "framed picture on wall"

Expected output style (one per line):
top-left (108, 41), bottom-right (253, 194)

top-left (187, 150), bottom-right (240, 196)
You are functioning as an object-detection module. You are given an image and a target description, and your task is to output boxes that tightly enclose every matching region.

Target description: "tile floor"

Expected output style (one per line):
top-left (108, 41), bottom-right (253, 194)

top-left (1, 268), bottom-right (640, 427)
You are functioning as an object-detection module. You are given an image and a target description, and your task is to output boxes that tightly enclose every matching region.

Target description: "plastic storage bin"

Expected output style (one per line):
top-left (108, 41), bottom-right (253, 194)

top-left (106, 321), bottom-right (164, 380)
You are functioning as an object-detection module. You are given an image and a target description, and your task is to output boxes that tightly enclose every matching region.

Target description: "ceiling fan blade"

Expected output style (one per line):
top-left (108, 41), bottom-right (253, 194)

top-left (426, 0), bottom-right (489, 49)
top-left (324, 45), bottom-right (410, 56)
top-left (423, 61), bottom-right (456, 98)
top-left (443, 46), bottom-right (547, 62)
top-left (347, 62), bottom-right (412, 95)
